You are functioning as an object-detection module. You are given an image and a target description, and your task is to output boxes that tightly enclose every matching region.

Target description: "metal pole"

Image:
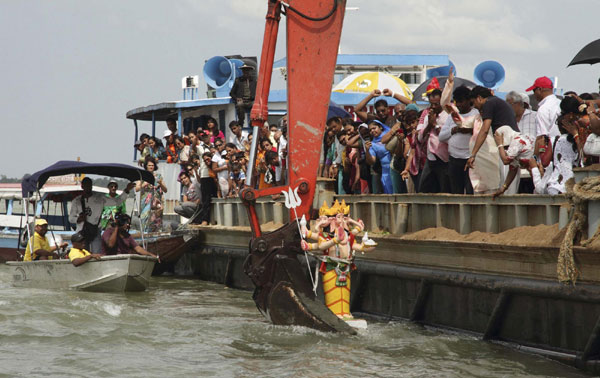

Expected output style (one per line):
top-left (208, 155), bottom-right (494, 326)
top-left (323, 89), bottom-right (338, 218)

top-left (245, 126), bottom-right (261, 187)
top-left (134, 119), bottom-right (139, 162)
top-left (151, 112), bottom-right (156, 138)
top-left (24, 196), bottom-right (33, 260)
top-left (178, 109), bottom-right (182, 136)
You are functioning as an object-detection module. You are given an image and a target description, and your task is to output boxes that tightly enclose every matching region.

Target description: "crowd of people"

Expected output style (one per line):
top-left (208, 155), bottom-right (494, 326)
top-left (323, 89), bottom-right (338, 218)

top-left (123, 72), bottom-right (600, 231)
top-left (132, 116), bottom-right (288, 227)
top-left (320, 72), bottom-right (600, 198)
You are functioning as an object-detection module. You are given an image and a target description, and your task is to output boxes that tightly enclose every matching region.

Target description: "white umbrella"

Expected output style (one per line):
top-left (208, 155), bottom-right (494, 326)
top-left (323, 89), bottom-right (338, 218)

top-left (333, 71), bottom-right (413, 100)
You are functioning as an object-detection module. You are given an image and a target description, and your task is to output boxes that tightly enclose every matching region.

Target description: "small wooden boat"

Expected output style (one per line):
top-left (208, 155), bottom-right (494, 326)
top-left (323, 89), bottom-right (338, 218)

top-left (7, 254), bottom-right (156, 292)
top-left (144, 232), bottom-right (196, 275)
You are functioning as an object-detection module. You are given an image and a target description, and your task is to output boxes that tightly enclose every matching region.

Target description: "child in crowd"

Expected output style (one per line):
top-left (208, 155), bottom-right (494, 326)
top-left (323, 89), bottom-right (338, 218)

top-left (228, 163), bottom-right (246, 197)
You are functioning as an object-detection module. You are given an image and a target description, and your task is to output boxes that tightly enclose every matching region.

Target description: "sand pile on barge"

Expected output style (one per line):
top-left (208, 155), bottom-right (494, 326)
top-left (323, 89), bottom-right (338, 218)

top-left (400, 224), bottom-right (568, 248)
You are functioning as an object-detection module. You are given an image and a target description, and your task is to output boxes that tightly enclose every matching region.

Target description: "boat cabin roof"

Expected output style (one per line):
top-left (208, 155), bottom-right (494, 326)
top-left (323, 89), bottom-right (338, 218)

top-left (0, 184), bottom-right (109, 201)
top-left (126, 98), bottom-right (233, 121)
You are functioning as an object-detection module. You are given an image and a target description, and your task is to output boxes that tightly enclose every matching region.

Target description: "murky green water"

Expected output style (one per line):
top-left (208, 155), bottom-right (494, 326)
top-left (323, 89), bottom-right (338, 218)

top-left (0, 266), bottom-right (588, 377)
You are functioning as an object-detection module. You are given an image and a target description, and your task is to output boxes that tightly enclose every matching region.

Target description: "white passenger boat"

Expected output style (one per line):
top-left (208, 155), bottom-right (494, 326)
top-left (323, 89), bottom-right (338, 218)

top-left (7, 254), bottom-right (156, 292)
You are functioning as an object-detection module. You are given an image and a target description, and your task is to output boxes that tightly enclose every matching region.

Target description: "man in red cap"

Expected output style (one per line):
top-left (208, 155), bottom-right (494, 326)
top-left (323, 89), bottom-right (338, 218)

top-left (526, 76), bottom-right (561, 140)
top-left (416, 78), bottom-right (450, 193)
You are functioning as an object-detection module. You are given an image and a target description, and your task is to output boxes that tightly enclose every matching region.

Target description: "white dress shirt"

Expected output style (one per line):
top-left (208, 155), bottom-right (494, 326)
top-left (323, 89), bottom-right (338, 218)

top-left (536, 94), bottom-right (561, 138)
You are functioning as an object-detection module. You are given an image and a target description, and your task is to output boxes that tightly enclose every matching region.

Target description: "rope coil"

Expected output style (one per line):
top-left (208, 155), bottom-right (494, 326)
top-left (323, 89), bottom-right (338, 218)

top-left (558, 176), bottom-right (600, 284)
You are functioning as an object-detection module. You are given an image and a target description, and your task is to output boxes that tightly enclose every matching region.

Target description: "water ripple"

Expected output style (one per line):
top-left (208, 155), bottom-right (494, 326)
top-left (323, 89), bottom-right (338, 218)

top-left (0, 267), bottom-right (588, 377)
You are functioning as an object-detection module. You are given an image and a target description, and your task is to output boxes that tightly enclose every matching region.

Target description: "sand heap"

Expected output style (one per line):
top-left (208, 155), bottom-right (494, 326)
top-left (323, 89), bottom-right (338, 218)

top-left (399, 224), bottom-right (567, 248)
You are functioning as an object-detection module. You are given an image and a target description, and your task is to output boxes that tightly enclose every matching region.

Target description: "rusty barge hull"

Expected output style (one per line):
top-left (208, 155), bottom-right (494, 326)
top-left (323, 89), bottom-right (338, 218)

top-left (173, 226), bottom-right (600, 373)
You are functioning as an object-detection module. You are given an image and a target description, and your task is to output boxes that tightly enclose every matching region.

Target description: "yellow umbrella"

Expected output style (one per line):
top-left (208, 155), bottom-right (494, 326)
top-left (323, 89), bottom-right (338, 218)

top-left (332, 72), bottom-right (413, 100)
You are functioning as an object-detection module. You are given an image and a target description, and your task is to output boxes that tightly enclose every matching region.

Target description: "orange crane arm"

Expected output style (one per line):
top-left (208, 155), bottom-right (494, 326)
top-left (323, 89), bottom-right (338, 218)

top-left (241, 0), bottom-right (346, 237)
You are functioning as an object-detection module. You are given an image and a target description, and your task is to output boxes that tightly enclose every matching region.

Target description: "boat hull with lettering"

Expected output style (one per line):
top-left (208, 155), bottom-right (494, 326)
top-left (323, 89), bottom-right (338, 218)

top-left (7, 254), bottom-right (156, 292)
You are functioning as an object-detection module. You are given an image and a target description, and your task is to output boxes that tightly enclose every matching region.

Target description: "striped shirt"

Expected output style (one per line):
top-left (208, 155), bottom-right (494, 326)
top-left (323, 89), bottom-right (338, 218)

top-left (518, 109), bottom-right (538, 140)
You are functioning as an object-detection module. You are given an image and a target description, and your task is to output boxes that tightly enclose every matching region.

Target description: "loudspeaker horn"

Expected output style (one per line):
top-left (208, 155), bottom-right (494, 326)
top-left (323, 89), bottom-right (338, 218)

top-left (203, 56), bottom-right (244, 89)
top-left (473, 60), bottom-right (505, 89)
top-left (426, 61), bottom-right (456, 79)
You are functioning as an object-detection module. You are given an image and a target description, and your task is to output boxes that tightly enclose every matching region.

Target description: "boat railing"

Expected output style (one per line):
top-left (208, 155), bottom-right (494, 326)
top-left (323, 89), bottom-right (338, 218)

top-left (210, 178), bottom-right (569, 235)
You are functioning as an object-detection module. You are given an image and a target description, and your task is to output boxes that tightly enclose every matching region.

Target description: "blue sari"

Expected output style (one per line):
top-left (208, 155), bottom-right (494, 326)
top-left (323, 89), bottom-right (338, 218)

top-left (369, 121), bottom-right (393, 194)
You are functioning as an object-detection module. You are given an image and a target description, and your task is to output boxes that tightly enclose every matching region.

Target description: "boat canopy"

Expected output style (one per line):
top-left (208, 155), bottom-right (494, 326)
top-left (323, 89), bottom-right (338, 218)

top-left (126, 98), bottom-right (232, 121)
top-left (21, 161), bottom-right (155, 197)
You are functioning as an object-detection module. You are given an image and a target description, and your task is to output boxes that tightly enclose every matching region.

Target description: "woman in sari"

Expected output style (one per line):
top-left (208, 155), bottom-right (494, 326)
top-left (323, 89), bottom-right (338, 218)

top-left (136, 157), bottom-right (168, 232)
top-left (364, 120), bottom-right (393, 194)
top-left (206, 117), bottom-right (225, 144)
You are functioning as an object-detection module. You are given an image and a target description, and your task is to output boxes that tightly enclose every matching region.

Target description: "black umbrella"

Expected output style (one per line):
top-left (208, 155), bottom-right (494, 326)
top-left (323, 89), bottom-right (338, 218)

top-left (412, 76), bottom-right (477, 100)
top-left (327, 101), bottom-right (351, 119)
top-left (568, 39), bottom-right (600, 66)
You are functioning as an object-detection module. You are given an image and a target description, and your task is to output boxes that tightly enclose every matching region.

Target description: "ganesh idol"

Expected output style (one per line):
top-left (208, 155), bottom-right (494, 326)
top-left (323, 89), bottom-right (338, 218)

top-left (300, 200), bottom-right (377, 320)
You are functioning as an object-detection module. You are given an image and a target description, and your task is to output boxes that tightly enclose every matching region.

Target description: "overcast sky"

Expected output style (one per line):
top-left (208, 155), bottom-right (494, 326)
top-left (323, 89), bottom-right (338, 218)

top-left (2, 0), bottom-right (599, 177)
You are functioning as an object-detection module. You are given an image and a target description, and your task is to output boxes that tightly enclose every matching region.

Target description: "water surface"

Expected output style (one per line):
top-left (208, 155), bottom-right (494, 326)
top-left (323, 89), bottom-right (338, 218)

top-left (0, 267), bottom-right (587, 377)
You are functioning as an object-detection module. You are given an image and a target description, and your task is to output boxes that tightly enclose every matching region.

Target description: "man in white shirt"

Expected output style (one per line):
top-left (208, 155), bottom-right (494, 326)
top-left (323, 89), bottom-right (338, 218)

top-left (228, 120), bottom-right (248, 151)
top-left (505, 91), bottom-right (537, 140)
top-left (211, 138), bottom-right (230, 197)
top-left (505, 91), bottom-right (538, 193)
top-left (438, 86), bottom-right (476, 194)
top-left (526, 76), bottom-right (561, 140)
top-left (69, 177), bottom-right (134, 252)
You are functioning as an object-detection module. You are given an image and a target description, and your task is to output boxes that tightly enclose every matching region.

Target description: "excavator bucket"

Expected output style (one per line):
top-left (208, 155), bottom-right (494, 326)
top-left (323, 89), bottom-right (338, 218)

top-left (244, 222), bottom-right (356, 334)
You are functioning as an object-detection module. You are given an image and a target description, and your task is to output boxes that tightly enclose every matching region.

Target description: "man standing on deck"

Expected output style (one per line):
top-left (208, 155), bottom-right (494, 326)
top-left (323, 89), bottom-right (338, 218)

top-left (23, 218), bottom-right (68, 261)
top-left (526, 76), bottom-right (561, 140)
top-left (100, 180), bottom-right (127, 230)
top-left (466, 86), bottom-right (519, 194)
top-left (416, 87), bottom-right (450, 193)
top-left (354, 89), bottom-right (411, 127)
top-left (166, 119), bottom-right (178, 135)
top-left (505, 91), bottom-right (538, 193)
top-left (69, 177), bottom-right (134, 253)
top-left (438, 86), bottom-right (477, 194)
top-left (164, 130), bottom-right (178, 164)
top-left (230, 64), bottom-right (257, 127)
top-left (228, 120), bottom-right (248, 151)
top-left (326, 117), bottom-right (345, 193)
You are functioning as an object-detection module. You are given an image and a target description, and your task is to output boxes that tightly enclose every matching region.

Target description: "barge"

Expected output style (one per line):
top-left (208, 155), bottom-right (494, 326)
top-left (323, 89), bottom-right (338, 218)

top-left (160, 177), bottom-right (600, 373)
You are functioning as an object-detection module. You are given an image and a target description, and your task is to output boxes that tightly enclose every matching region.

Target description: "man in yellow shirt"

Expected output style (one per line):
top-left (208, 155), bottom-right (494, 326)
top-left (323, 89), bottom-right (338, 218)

top-left (24, 219), bottom-right (68, 261)
top-left (68, 232), bottom-right (102, 267)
